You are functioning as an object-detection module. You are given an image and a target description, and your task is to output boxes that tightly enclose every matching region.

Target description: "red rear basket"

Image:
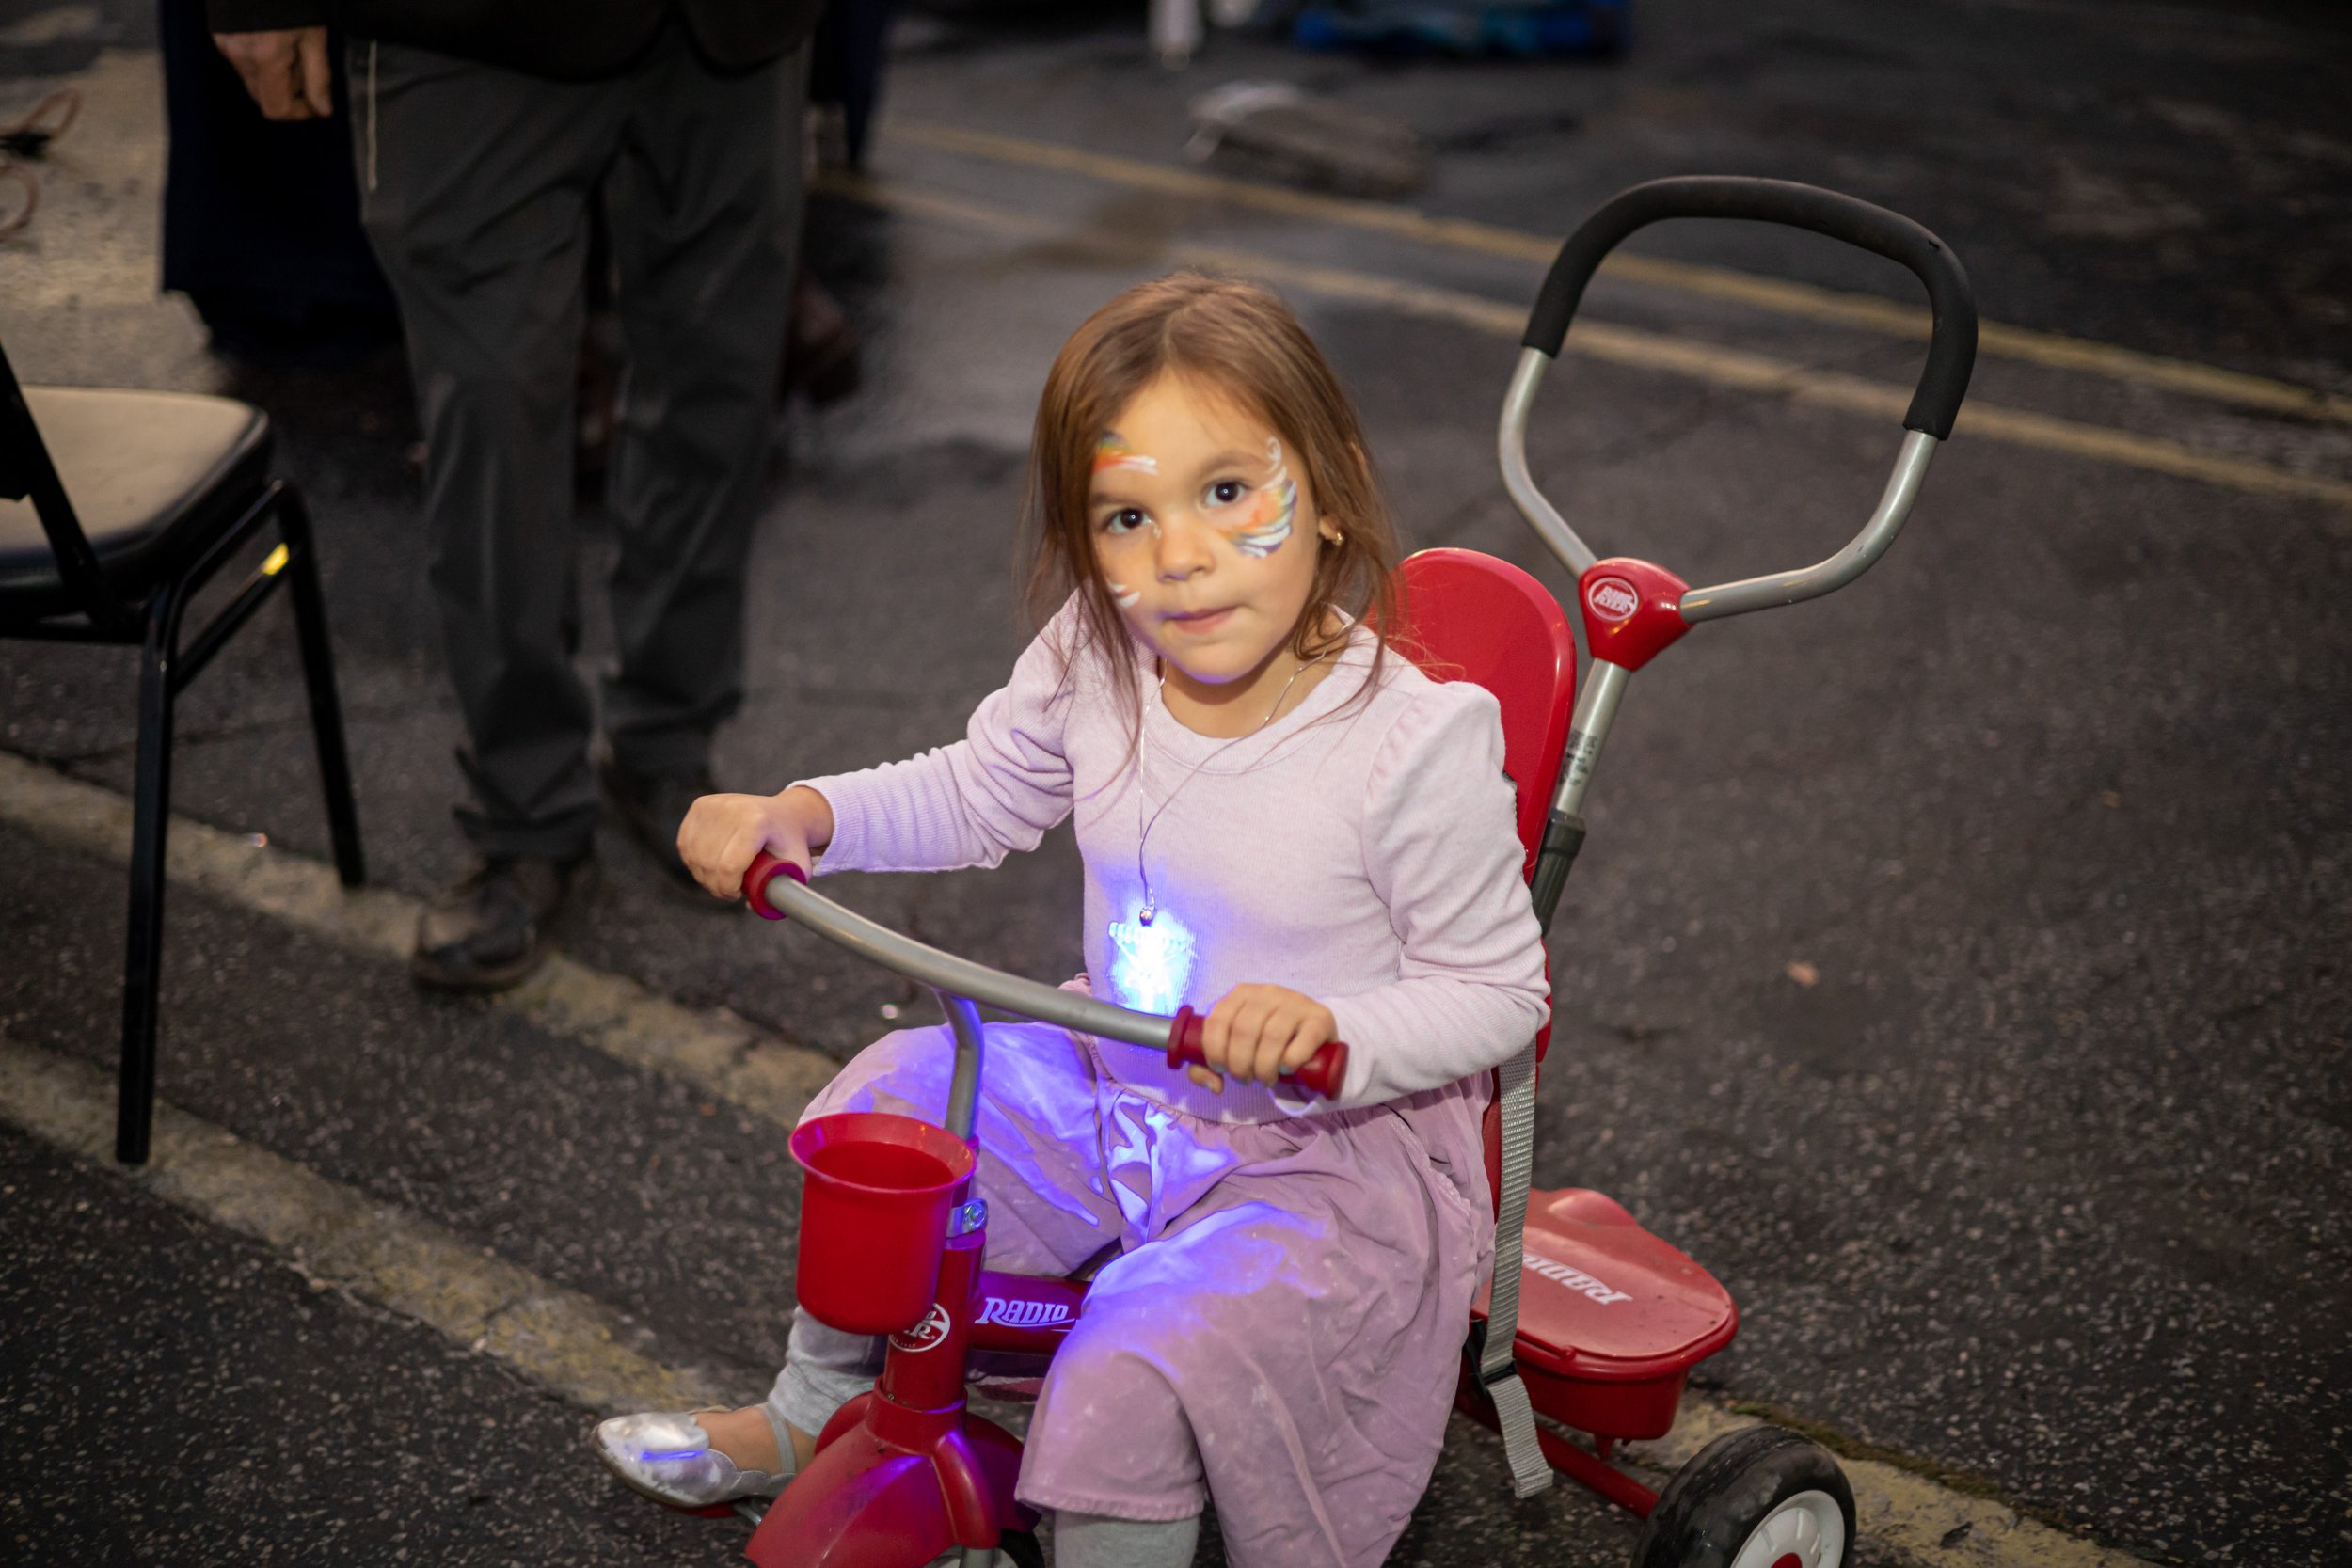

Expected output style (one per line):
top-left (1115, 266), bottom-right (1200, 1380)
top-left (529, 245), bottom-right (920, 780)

top-left (1473, 1187), bottom-right (1740, 1440)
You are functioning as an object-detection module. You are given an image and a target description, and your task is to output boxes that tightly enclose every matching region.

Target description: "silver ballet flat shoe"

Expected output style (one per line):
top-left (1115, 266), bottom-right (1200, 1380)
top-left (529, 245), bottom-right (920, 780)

top-left (593, 1407), bottom-right (790, 1510)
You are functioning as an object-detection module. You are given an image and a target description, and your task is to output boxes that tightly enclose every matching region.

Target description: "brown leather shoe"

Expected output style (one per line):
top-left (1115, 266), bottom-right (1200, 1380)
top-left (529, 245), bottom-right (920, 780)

top-left (409, 855), bottom-right (592, 992)
top-left (781, 273), bottom-right (861, 407)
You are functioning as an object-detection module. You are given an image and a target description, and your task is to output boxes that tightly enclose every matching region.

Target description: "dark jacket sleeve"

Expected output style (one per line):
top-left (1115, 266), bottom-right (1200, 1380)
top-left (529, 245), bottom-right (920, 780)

top-left (204, 2), bottom-right (822, 77)
top-left (207, 0), bottom-right (331, 30)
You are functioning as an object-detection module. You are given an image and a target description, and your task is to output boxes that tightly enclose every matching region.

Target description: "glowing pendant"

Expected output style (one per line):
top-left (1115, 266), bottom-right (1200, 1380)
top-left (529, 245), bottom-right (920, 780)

top-left (1108, 908), bottom-right (1195, 1017)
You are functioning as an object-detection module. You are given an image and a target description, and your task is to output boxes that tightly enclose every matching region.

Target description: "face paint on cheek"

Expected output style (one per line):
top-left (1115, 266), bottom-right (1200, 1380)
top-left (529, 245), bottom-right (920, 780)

top-left (1108, 580), bottom-right (1141, 609)
top-left (1093, 433), bottom-right (1158, 475)
top-left (1224, 436), bottom-right (1297, 559)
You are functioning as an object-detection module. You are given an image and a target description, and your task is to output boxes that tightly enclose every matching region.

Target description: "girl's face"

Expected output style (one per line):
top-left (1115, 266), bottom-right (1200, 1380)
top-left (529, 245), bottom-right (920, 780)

top-left (1089, 372), bottom-right (1327, 699)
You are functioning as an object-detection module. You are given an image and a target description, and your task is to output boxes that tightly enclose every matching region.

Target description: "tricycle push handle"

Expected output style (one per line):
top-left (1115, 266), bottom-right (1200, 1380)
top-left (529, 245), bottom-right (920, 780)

top-left (1524, 176), bottom-right (1977, 438)
top-left (1501, 175), bottom-right (1977, 617)
top-left (743, 852), bottom-right (1349, 1100)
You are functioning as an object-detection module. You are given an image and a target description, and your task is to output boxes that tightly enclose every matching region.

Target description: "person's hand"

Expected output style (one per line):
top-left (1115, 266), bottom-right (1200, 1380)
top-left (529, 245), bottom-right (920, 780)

top-left (677, 785), bottom-right (834, 904)
top-left (1188, 984), bottom-right (1336, 1093)
top-left (214, 27), bottom-right (333, 120)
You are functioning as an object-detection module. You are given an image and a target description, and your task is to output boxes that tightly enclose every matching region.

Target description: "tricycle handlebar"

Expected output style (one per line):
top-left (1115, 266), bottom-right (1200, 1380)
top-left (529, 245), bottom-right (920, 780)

top-left (1500, 176), bottom-right (1976, 618)
top-left (743, 852), bottom-right (1348, 1100)
top-left (1525, 176), bottom-right (1976, 437)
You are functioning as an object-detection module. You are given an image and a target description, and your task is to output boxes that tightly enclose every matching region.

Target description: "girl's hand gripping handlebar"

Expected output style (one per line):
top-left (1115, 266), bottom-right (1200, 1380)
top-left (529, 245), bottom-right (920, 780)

top-left (1165, 1005), bottom-right (1348, 1099)
top-left (743, 851), bottom-right (1349, 1100)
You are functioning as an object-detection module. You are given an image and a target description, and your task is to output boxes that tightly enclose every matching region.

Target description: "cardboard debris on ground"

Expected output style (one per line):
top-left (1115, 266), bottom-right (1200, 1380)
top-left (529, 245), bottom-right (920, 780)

top-left (1185, 79), bottom-right (1429, 198)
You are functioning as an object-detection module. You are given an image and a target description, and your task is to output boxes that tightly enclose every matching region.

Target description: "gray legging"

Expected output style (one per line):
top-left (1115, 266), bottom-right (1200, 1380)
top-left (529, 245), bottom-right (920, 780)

top-left (1057, 1512), bottom-right (1200, 1568)
top-left (763, 1311), bottom-right (1201, 1567)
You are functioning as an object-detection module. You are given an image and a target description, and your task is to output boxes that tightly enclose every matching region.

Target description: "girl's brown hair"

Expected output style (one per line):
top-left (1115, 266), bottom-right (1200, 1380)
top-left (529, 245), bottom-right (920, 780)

top-left (1022, 272), bottom-right (1404, 719)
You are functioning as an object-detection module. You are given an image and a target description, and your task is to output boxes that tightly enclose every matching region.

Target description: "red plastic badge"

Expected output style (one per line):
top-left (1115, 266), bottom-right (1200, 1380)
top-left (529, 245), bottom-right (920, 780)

top-left (1578, 558), bottom-right (1691, 672)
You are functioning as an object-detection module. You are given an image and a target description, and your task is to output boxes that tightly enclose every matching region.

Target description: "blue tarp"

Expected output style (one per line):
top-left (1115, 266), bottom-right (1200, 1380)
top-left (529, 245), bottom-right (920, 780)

top-left (1293, 0), bottom-right (1629, 57)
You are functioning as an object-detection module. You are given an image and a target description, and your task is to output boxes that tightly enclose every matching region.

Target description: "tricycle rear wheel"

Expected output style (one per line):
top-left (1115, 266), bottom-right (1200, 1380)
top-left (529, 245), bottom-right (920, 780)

top-left (1630, 1425), bottom-right (1852, 1568)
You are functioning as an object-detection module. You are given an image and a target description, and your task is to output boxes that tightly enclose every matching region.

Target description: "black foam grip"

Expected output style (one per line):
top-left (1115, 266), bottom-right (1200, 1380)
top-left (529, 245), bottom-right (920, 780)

top-left (1523, 177), bottom-right (1978, 439)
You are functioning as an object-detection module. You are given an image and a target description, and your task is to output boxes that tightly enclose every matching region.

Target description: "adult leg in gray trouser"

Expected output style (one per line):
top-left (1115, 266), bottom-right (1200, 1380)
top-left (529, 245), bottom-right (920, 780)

top-left (356, 30), bottom-right (801, 859)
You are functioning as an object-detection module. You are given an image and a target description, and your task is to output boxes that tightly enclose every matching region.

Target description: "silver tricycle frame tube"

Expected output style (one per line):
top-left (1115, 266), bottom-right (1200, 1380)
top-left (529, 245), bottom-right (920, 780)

top-left (1507, 346), bottom-right (1945, 625)
top-left (1506, 343), bottom-right (1945, 838)
top-left (1502, 179), bottom-right (1977, 927)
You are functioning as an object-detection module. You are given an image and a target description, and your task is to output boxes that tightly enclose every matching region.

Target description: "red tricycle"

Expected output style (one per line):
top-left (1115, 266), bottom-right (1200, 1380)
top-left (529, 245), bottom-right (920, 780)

top-left (727, 176), bottom-right (1975, 1568)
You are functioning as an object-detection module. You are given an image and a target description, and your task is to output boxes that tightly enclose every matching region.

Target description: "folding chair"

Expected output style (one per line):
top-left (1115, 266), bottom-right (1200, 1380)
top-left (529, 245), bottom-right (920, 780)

top-left (0, 342), bottom-right (365, 1164)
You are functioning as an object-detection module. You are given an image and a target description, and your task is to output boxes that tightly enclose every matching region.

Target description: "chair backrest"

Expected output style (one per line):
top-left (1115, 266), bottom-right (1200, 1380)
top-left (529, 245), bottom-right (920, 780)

top-left (1391, 548), bottom-right (1578, 1213)
top-left (0, 339), bottom-right (123, 629)
top-left (1392, 548), bottom-right (1579, 883)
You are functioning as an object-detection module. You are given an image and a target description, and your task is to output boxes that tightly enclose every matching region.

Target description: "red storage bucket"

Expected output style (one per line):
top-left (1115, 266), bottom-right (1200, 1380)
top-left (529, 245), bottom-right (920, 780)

top-left (789, 1112), bottom-right (975, 1335)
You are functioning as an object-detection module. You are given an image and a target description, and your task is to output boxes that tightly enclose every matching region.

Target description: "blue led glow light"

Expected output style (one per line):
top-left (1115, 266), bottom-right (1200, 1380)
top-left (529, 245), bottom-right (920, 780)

top-left (1108, 909), bottom-right (1196, 1016)
top-left (637, 1446), bottom-right (708, 1463)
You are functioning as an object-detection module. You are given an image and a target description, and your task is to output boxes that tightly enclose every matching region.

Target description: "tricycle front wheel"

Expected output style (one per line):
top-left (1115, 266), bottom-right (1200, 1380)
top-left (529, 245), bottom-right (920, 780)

top-left (1630, 1425), bottom-right (1852, 1568)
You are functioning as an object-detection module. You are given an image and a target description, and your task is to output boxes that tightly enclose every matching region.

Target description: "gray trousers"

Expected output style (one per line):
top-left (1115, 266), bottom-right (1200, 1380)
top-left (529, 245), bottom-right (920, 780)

top-left (355, 28), bottom-right (803, 858)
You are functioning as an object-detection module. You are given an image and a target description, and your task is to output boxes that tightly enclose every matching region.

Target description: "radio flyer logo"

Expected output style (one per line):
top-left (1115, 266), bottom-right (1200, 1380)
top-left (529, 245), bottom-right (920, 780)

top-left (1522, 1249), bottom-right (1632, 1306)
top-left (1585, 577), bottom-right (1640, 623)
top-left (890, 1303), bottom-right (953, 1353)
top-left (976, 1295), bottom-right (1074, 1329)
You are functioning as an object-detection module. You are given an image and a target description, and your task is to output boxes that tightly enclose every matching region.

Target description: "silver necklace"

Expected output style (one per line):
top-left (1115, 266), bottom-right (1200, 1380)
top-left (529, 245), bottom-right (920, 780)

top-left (1134, 649), bottom-right (1330, 926)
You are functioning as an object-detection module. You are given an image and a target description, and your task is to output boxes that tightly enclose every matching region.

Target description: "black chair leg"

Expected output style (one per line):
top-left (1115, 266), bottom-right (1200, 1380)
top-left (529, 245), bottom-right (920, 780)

top-left (277, 484), bottom-right (366, 887)
top-left (118, 584), bottom-right (182, 1165)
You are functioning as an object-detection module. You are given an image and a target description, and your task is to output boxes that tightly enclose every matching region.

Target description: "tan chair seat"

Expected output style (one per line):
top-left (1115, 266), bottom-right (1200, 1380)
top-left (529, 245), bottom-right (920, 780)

top-left (0, 386), bottom-right (272, 613)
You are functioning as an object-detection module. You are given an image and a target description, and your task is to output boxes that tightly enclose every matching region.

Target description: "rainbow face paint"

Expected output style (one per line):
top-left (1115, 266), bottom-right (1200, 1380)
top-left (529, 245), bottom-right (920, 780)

top-left (1225, 438), bottom-right (1296, 559)
top-left (1094, 432), bottom-right (1159, 475)
top-left (1108, 580), bottom-right (1141, 609)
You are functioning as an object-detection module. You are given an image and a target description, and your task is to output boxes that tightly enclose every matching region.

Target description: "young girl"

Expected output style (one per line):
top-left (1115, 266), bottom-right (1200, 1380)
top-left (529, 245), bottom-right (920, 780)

top-left (594, 273), bottom-right (1548, 1568)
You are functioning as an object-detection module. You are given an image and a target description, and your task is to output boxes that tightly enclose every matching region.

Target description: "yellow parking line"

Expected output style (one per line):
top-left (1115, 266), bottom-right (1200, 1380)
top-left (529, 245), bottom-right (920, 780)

top-left (0, 1030), bottom-right (741, 1415)
top-left (887, 118), bottom-right (2352, 427)
top-left (821, 173), bottom-right (2352, 516)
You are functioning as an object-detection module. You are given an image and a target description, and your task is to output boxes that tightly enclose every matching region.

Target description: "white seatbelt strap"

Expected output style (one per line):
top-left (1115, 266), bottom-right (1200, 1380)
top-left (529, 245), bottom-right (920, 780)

top-left (1480, 1037), bottom-right (1551, 1497)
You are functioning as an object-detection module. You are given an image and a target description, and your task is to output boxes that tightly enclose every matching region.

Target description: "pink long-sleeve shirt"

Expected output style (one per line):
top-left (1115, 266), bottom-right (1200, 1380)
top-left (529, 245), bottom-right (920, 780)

top-left (798, 601), bottom-right (1549, 1129)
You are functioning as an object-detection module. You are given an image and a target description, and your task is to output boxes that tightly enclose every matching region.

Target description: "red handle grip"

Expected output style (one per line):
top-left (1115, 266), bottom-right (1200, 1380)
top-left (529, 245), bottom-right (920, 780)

top-left (744, 849), bottom-right (807, 919)
top-left (1167, 1006), bottom-right (1349, 1100)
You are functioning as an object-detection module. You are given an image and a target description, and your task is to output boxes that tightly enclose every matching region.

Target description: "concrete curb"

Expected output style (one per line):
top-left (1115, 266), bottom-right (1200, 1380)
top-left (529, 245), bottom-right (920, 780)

top-left (1621, 1403), bottom-right (2151, 1567)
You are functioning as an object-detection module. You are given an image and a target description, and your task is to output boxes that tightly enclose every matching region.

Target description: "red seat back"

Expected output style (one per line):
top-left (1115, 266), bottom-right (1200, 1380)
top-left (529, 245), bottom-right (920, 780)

top-left (1392, 548), bottom-right (1578, 888)
top-left (1392, 550), bottom-right (1577, 1212)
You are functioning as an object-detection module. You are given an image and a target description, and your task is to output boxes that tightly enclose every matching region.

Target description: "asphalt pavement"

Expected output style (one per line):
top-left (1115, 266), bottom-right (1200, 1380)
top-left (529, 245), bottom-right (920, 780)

top-left (3, 2), bottom-right (2348, 1565)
